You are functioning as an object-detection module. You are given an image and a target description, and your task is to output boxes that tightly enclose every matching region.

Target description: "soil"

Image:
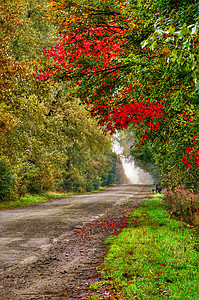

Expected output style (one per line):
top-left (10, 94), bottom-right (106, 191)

top-left (0, 184), bottom-right (152, 300)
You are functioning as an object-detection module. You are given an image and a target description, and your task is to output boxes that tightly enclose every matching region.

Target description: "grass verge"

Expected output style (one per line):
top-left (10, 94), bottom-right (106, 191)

top-left (0, 187), bottom-right (107, 210)
top-left (88, 195), bottom-right (199, 300)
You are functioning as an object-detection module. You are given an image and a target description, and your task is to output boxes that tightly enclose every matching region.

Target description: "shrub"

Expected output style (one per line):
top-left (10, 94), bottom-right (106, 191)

top-left (0, 157), bottom-right (17, 201)
top-left (18, 163), bottom-right (43, 194)
top-left (164, 185), bottom-right (199, 225)
top-left (61, 168), bottom-right (85, 192)
top-left (86, 177), bottom-right (101, 192)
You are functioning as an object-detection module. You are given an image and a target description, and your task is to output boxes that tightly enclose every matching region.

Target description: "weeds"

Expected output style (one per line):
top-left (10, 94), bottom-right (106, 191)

top-left (163, 186), bottom-right (199, 226)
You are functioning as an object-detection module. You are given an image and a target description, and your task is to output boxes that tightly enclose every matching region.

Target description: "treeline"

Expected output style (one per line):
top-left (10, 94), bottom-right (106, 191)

top-left (29, 0), bottom-right (198, 193)
top-left (0, 0), bottom-right (127, 201)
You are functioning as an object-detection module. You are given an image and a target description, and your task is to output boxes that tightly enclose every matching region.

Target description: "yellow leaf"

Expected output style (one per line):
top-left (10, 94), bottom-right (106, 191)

top-left (149, 270), bottom-right (155, 276)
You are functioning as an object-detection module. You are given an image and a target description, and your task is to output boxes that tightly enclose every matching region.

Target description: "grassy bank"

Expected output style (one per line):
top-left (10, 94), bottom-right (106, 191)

top-left (88, 195), bottom-right (199, 299)
top-left (0, 187), bottom-right (107, 210)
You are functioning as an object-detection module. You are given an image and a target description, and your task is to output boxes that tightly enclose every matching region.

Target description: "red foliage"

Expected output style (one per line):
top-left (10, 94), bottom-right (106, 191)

top-left (34, 24), bottom-right (124, 80)
top-left (34, 23), bottom-right (166, 137)
top-left (34, 12), bottom-right (198, 171)
top-left (182, 136), bottom-right (199, 168)
top-left (97, 101), bottom-right (164, 135)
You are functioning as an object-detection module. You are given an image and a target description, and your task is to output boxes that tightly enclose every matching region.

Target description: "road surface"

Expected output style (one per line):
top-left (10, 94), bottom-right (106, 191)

top-left (0, 184), bottom-right (151, 299)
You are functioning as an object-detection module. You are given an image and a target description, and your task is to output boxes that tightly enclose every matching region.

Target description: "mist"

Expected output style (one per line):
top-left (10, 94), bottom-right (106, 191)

top-left (113, 140), bottom-right (153, 185)
top-left (122, 159), bottom-right (153, 184)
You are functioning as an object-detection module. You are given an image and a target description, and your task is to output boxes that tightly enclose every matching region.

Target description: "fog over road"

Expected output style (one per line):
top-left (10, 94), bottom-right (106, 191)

top-left (0, 184), bottom-right (151, 299)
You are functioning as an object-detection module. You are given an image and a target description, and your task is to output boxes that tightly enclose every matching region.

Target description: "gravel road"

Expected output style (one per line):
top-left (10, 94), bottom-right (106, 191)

top-left (0, 184), bottom-right (152, 299)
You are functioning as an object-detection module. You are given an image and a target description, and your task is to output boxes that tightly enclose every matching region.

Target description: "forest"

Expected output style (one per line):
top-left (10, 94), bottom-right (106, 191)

top-left (0, 0), bottom-right (198, 207)
top-left (0, 0), bottom-right (129, 201)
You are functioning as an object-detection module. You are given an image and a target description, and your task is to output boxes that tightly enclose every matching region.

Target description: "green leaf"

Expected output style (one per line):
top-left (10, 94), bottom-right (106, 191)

top-left (172, 49), bottom-right (178, 56)
top-left (169, 25), bottom-right (175, 34)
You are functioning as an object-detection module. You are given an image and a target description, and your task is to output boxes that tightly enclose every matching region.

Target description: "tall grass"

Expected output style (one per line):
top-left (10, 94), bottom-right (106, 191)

top-left (163, 186), bottom-right (199, 226)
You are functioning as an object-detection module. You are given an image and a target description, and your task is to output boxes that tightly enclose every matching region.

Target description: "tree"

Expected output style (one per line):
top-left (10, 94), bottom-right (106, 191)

top-left (37, 0), bottom-right (198, 189)
top-left (0, 157), bottom-right (17, 201)
top-left (1, 0), bottom-right (119, 196)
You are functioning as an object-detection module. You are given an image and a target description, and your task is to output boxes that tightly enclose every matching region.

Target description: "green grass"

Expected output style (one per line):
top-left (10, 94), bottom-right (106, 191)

top-left (0, 192), bottom-right (71, 210)
top-left (91, 195), bottom-right (199, 299)
top-left (0, 187), bottom-right (107, 210)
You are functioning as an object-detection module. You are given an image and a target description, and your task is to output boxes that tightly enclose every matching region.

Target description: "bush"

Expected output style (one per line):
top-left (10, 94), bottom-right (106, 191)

top-left (86, 177), bottom-right (101, 192)
top-left (18, 163), bottom-right (43, 194)
top-left (164, 185), bottom-right (199, 225)
top-left (0, 157), bottom-right (17, 201)
top-left (61, 168), bottom-right (85, 192)
top-left (27, 178), bottom-right (43, 194)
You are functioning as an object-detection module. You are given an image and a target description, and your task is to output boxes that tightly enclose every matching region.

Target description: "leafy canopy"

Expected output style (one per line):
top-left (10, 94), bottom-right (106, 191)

top-left (36, 0), bottom-right (198, 187)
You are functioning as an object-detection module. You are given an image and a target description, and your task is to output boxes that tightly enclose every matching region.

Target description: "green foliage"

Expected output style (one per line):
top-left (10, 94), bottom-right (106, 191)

top-left (129, 130), bottom-right (199, 190)
top-left (89, 282), bottom-right (101, 291)
top-left (61, 168), bottom-right (85, 192)
top-left (0, 0), bottom-right (120, 197)
top-left (0, 158), bottom-right (17, 201)
top-left (101, 152), bottom-right (128, 187)
top-left (130, 142), bottom-right (160, 181)
top-left (12, 0), bottom-right (54, 61)
top-left (43, 0), bottom-right (199, 191)
top-left (86, 177), bottom-right (101, 192)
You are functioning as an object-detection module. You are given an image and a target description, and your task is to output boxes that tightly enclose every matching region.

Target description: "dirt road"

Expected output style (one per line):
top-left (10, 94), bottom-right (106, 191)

top-left (0, 184), bottom-right (151, 299)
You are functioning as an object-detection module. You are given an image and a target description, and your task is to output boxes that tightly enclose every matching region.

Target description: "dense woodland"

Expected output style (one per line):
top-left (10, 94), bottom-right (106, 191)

top-left (0, 0), bottom-right (198, 202)
top-left (0, 0), bottom-right (128, 201)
